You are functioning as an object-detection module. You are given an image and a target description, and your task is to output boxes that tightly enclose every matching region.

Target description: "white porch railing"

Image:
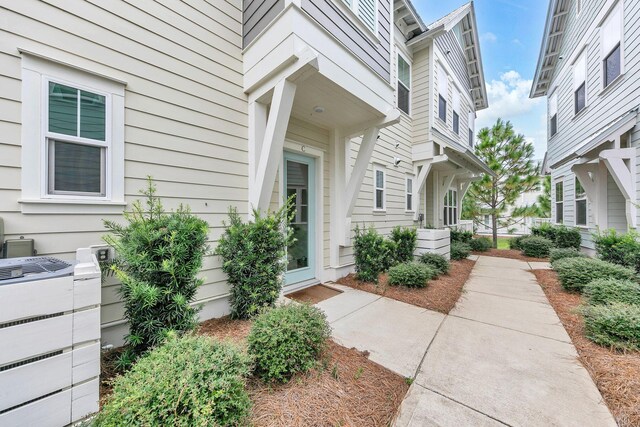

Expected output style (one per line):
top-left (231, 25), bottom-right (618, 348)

top-left (454, 220), bottom-right (474, 233)
top-left (532, 218), bottom-right (552, 227)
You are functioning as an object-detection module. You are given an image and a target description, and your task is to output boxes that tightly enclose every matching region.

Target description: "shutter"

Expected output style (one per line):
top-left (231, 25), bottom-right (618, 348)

top-left (601, 3), bottom-right (622, 55)
top-left (438, 64), bottom-right (448, 96)
top-left (573, 52), bottom-right (586, 91)
top-left (358, 0), bottom-right (376, 32)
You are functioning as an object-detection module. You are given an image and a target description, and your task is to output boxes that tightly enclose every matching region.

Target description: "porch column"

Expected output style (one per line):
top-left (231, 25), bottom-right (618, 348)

top-left (330, 130), bottom-right (348, 266)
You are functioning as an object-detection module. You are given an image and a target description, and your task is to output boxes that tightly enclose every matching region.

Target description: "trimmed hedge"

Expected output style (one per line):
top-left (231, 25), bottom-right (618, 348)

top-left (532, 223), bottom-right (581, 250)
top-left (552, 257), bottom-right (637, 292)
top-left (583, 278), bottom-right (640, 306)
top-left (248, 304), bottom-right (331, 383)
top-left (450, 242), bottom-right (471, 260)
top-left (96, 334), bottom-right (251, 427)
top-left (509, 235), bottom-right (529, 251)
top-left (549, 248), bottom-right (586, 264)
top-left (388, 262), bottom-right (436, 288)
top-left (520, 236), bottom-right (553, 258)
top-left (593, 229), bottom-right (640, 273)
top-left (470, 237), bottom-right (492, 252)
top-left (390, 226), bottom-right (417, 264)
top-left (450, 229), bottom-right (472, 244)
top-left (419, 252), bottom-right (450, 276)
top-left (583, 303), bottom-right (640, 351)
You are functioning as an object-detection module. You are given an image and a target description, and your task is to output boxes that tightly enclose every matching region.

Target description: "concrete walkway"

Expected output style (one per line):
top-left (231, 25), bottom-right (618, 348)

top-left (317, 256), bottom-right (616, 427)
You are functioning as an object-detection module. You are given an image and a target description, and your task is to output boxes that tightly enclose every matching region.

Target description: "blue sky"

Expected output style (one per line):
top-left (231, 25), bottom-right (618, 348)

top-left (413, 0), bottom-right (549, 159)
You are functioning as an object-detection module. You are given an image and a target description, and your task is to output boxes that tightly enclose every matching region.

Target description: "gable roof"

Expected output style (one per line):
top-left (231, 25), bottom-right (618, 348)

top-left (393, 0), bottom-right (427, 40)
top-left (530, 0), bottom-right (570, 98)
top-left (407, 2), bottom-right (488, 111)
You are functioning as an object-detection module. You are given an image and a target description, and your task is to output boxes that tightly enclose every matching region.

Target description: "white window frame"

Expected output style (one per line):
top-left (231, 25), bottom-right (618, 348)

top-left (405, 175), bottom-right (414, 212)
top-left (438, 63), bottom-right (448, 123)
top-left (443, 189), bottom-right (458, 226)
top-left (20, 53), bottom-right (125, 213)
top-left (373, 164), bottom-right (386, 211)
top-left (397, 51), bottom-right (411, 116)
top-left (600, 1), bottom-right (624, 90)
top-left (338, 0), bottom-right (379, 38)
top-left (575, 176), bottom-right (588, 227)
top-left (573, 50), bottom-right (587, 115)
top-left (468, 110), bottom-right (476, 146)
top-left (549, 90), bottom-right (558, 138)
top-left (555, 180), bottom-right (564, 224)
top-left (452, 90), bottom-right (461, 134)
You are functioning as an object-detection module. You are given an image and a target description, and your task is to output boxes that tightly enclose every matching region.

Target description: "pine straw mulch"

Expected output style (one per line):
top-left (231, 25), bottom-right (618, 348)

top-left (473, 248), bottom-right (549, 262)
top-left (198, 317), bottom-right (409, 427)
top-left (533, 269), bottom-right (640, 427)
top-left (336, 259), bottom-right (475, 314)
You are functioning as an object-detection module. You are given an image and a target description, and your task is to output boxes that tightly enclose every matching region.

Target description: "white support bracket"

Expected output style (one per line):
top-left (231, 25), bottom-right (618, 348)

top-left (412, 154), bottom-right (448, 221)
top-left (572, 162), bottom-right (599, 224)
top-left (600, 148), bottom-right (637, 228)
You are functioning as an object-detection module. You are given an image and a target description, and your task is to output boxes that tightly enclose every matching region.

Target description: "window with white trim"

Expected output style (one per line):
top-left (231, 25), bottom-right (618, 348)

top-left (405, 175), bottom-right (414, 211)
top-left (438, 64), bottom-right (448, 123)
top-left (373, 165), bottom-right (386, 210)
top-left (574, 51), bottom-right (587, 114)
top-left (468, 111), bottom-right (475, 146)
top-left (555, 180), bottom-right (564, 224)
top-left (397, 53), bottom-right (411, 115)
top-left (549, 91), bottom-right (558, 137)
top-left (443, 189), bottom-right (458, 226)
top-left (20, 54), bottom-right (125, 211)
top-left (341, 0), bottom-right (377, 33)
top-left (575, 177), bottom-right (587, 226)
top-left (452, 90), bottom-right (460, 134)
top-left (601, 2), bottom-right (623, 88)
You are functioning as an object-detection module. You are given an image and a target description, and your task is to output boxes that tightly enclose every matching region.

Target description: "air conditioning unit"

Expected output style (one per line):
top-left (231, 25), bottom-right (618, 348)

top-left (0, 248), bottom-right (101, 426)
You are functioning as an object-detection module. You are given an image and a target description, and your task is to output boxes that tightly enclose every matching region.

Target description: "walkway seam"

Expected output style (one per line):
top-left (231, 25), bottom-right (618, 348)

top-left (411, 313), bottom-right (448, 380)
top-left (464, 289), bottom-right (553, 305)
top-left (328, 295), bottom-right (382, 324)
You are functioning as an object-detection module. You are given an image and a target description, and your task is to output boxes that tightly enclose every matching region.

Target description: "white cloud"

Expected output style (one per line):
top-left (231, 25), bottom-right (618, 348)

top-left (481, 32), bottom-right (498, 43)
top-left (512, 38), bottom-right (524, 47)
top-left (477, 70), bottom-right (542, 129)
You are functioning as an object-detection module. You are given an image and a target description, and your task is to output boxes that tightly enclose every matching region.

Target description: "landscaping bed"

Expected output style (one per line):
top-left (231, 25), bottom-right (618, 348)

top-left (533, 269), bottom-right (640, 426)
top-left (101, 316), bottom-right (409, 427)
top-left (337, 259), bottom-right (475, 314)
top-left (473, 248), bottom-right (548, 262)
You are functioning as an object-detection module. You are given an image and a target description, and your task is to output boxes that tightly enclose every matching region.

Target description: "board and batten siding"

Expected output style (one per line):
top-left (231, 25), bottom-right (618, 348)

top-left (0, 0), bottom-right (246, 346)
top-left (546, 0), bottom-right (640, 244)
top-left (243, 0), bottom-right (284, 47)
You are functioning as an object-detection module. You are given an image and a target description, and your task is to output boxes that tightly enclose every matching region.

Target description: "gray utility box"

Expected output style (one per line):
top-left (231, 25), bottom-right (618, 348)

top-left (0, 248), bottom-right (101, 426)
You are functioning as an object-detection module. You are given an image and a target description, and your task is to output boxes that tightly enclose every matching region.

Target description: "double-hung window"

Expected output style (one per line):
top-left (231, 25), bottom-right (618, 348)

top-left (549, 91), bottom-right (558, 137)
top-left (438, 64), bottom-right (448, 123)
top-left (373, 165), bottom-right (386, 210)
top-left (443, 189), bottom-right (458, 226)
top-left (468, 111), bottom-right (475, 146)
top-left (46, 81), bottom-right (108, 196)
top-left (575, 177), bottom-right (587, 226)
top-left (341, 0), bottom-right (377, 33)
top-left (574, 51), bottom-right (587, 114)
top-left (406, 175), bottom-right (414, 211)
top-left (555, 181), bottom-right (564, 224)
top-left (397, 54), bottom-right (411, 115)
top-left (601, 2), bottom-right (623, 88)
top-left (452, 90), bottom-right (460, 134)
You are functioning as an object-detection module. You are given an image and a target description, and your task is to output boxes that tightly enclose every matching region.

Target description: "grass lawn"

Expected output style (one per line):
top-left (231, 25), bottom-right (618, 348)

top-left (496, 237), bottom-right (510, 250)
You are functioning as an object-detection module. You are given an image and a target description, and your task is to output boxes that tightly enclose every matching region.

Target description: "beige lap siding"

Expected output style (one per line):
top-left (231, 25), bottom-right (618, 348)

top-left (0, 0), bottom-right (246, 346)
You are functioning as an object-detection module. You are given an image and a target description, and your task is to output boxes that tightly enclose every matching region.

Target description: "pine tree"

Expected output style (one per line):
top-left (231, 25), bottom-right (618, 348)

top-left (465, 119), bottom-right (540, 247)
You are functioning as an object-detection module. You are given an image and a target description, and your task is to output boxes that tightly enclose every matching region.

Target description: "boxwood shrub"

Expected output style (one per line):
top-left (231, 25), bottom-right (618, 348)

top-left (96, 334), bottom-right (251, 427)
top-left (508, 235), bottom-right (529, 251)
top-left (248, 304), bottom-right (331, 383)
top-left (583, 278), bottom-right (640, 306)
top-left (520, 236), bottom-right (553, 258)
top-left (419, 252), bottom-right (450, 276)
top-left (470, 237), bottom-right (492, 252)
top-left (532, 223), bottom-right (581, 250)
top-left (390, 226), bottom-right (417, 264)
top-left (450, 242), bottom-right (471, 260)
top-left (549, 248), bottom-right (586, 264)
top-left (583, 302), bottom-right (640, 351)
top-left (553, 257), bottom-right (637, 292)
top-left (388, 262), bottom-right (435, 288)
top-left (593, 229), bottom-right (640, 273)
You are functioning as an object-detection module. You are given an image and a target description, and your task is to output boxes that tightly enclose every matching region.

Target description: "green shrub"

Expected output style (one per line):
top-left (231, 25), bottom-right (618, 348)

top-left (96, 334), bottom-right (251, 427)
top-left (531, 222), bottom-right (558, 242)
top-left (583, 303), bottom-right (640, 351)
top-left (549, 248), bottom-right (586, 263)
top-left (450, 229), bottom-right (472, 244)
top-left (470, 237), bottom-right (492, 252)
top-left (520, 236), bottom-right (553, 258)
top-left (248, 304), bottom-right (331, 383)
top-left (353, 226), bottom-right (388, 283)
top-left (215, 201), bottom-right (293, 319)
top-left (508, 235), bottom-right (529, 251)
top-left (583, 278), bottom-right (640, 306)
top-left (554, 226), bottom-right (581, 250)
top-left (419, 252), bottom-right (450, 276)
top-left (552, 257), bottom-right (637, 292)
top-left (388, 262), bottom-right (435, 288)
top-left (390, 226), bottom-right (417, 264)
top-left (381, 238), bottom-right (399, 271)
top-left (103, 179), bottom-right (209, 359)
top-left (450, 242), bottom-right (471, 260)
top-left (593, 229), bottom-right (640, 273)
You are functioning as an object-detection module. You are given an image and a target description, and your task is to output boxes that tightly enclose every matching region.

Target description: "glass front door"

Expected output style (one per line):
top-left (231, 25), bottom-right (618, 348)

top-left (284, 152), bottom-right (316, 285)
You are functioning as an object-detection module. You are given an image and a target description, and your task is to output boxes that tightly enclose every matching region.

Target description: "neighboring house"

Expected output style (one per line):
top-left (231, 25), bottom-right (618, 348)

top-left (0, 0), bottom-right (489, 345)
top-left (475, 186), bottom-right (544, 236)
top-left (531, 0), bottom-right (639, 252)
